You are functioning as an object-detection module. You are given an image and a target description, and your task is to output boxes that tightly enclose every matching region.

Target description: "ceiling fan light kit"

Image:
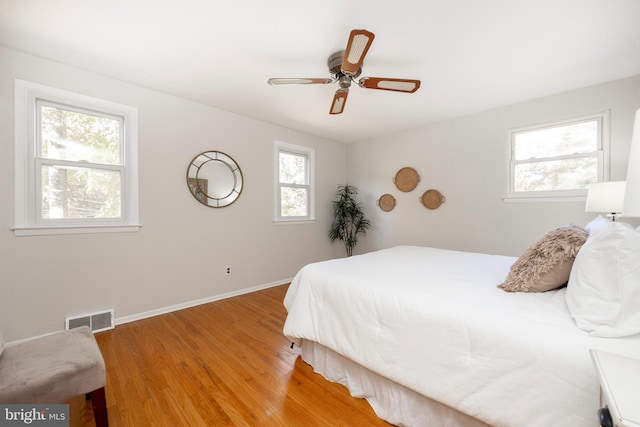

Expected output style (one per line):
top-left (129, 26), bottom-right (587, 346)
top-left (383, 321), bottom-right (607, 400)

top-left (267, 29), bottom-right (421, 115)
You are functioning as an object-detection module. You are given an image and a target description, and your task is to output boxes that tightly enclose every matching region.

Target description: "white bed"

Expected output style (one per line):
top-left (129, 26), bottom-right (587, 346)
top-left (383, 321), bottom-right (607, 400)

top-left (283, 245), bottom-right (640, 427)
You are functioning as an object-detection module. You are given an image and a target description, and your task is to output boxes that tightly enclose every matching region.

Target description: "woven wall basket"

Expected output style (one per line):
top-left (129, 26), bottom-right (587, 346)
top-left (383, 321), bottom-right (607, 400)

top-left (377, 194), bottom-right (396, 212)
top-left (393, 167), bottom-right (420, 192)
top-left (420, 189), bottom-right (445, 210)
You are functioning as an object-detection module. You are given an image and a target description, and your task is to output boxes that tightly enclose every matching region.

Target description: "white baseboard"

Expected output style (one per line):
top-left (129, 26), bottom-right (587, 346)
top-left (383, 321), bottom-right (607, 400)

top-left (115, 278), bottom-right (293, 326)
top-left (6, 279), bottom-right (293, 347)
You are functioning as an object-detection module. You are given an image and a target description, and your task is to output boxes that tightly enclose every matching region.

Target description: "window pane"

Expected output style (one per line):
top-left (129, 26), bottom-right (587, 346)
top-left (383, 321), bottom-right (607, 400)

top-left (41, 104), bottom-right (121, 165)
top-left (280, 187), bottom-right (308, 217)
top-left (41, 165), bottom-right (121, 219)
top-left (279, 152), bottom-right (306, 184)
top-left (514, 120), bottom-right (598, 160)
top-left (514, 157), bottom-right (598, 192)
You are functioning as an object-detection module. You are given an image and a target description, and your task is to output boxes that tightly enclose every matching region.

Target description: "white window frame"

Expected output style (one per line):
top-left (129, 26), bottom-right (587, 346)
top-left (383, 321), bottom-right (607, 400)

top-left (274, 140), bottom-right (315, 223)
top-left (14, 79), bottom-right (140, 236)
top-left (505, 111), bottom-right (610, 202)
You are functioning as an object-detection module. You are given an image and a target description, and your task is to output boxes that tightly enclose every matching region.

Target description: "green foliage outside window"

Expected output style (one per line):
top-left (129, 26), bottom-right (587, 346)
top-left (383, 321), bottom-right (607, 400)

top-left (40, 104), bottom-right (122, 219)
top-left (279, 151), bottom-right (308, 217)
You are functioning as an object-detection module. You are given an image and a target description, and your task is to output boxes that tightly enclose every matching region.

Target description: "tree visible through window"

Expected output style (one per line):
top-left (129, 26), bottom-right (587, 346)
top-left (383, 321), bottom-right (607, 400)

top-left (508, 113), bottom-right (608, 198)
top-left (275, 141), bottom-right (314, 221)
top-left (39, 102), bottom-right (123, 219)
top-left (279, 151), bottom-right (308, 217)
top-left (14, 79), bottom-right (139, 235)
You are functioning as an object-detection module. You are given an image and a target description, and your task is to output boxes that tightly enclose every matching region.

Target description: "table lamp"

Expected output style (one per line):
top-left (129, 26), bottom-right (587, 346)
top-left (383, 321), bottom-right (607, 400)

top-left (585, 181), bottom-right (626, 222)
top-left (623, 108), bottom-right (640, 218)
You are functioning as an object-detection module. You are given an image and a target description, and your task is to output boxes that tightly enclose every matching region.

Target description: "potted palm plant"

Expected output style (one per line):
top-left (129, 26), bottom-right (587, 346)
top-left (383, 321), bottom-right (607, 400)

top-left (329, 184), bottom-right (371, 257)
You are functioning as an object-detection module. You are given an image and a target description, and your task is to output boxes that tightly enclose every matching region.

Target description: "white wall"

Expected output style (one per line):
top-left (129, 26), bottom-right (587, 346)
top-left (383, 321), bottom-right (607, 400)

top-left (348, 75), bottom-right (640, 256)
top-left (0, 47), bottom-right (347, 342)
top-left (3, 46), bottom-right (639, 342)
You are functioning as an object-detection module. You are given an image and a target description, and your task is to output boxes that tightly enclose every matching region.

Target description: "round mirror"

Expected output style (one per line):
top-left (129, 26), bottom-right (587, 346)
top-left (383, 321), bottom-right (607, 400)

top-left (186, 151), bottom-right (243, 208)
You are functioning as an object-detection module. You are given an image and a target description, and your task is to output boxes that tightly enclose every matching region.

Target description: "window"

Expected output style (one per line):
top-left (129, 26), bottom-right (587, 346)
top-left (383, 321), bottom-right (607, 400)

top-left (274, 141), bottom-right (315, 222)
top-left (507, 112), bottom-right (609, 200)
top-left (14, 79), bottom-right (139, 235)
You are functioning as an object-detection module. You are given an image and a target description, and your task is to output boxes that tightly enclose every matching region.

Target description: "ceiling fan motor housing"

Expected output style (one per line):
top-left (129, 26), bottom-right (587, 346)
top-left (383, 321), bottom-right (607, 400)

top-left (328, 50), bottom-right (361, 80)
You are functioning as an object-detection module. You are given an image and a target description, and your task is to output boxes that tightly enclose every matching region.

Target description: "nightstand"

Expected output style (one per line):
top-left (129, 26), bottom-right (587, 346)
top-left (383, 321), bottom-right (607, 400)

top-left (590, 349), bottom-right (640, 427)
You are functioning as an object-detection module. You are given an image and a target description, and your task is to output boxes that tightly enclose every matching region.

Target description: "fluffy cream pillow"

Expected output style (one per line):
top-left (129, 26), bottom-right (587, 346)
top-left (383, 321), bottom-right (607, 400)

top-left (498, 225), bottom-right (588, 292)
top-left (565, 222), bottom-right (640, 337)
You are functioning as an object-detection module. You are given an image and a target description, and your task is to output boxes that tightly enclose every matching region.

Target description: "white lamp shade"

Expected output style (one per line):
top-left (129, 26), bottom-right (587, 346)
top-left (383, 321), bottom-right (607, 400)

top-left (585, 181), bottom-right (626, 213)
top-left (623, 108), bottom-right (640, 217)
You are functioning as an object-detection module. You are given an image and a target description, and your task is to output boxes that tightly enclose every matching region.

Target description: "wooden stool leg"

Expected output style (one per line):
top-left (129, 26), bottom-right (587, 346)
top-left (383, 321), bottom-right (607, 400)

top-left (88, 387), bottom-right (109, 427)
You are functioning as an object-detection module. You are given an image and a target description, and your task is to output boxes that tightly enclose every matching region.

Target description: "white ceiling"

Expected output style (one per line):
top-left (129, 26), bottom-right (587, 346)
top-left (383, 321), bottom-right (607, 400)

top-left (1, 0), bottom-right (640, 143)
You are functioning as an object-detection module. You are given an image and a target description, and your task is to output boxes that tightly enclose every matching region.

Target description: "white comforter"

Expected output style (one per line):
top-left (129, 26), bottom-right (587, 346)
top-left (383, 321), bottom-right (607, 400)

top-left (283, 246), bottom-right (640, 427)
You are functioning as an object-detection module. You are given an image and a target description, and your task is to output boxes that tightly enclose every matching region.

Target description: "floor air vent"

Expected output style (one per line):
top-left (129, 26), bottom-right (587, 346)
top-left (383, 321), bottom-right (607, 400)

top-left (65, 309), bottom-right (114, 332)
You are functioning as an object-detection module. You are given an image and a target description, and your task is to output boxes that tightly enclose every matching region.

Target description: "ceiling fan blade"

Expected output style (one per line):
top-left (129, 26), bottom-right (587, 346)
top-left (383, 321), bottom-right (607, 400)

top-left (341, 29), bottom-right (375, 75)
top-left (329, 89), bottom-right (348, 115)
top-left (358, 77), bottom-right (421, 93)
top-left (268, 78), bottom-right (334, 85)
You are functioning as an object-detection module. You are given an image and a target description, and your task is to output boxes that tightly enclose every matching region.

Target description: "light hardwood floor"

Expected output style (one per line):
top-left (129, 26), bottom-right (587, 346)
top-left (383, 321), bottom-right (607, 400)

top-left (77, 284), bottom-right (392, 426)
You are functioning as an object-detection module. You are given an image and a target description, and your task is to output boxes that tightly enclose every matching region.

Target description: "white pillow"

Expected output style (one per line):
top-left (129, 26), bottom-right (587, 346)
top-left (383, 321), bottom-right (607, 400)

top-left (584, 215), bottom-right (611, 237)
top-left (566, 222), bottom-right (640, 337)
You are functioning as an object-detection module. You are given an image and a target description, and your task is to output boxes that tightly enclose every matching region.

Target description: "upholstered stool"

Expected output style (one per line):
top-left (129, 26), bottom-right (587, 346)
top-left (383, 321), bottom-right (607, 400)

top-left (0, 326), bottom-right (108, 427)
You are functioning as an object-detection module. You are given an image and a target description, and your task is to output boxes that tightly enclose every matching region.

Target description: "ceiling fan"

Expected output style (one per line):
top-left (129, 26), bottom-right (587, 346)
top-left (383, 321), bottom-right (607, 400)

top-left (267, 29), bottom-right (421, 115)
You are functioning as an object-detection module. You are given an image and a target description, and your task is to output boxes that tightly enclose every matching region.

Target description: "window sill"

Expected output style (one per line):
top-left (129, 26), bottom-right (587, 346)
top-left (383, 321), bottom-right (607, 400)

top-left (273, 219), bottom-right (316, 226)
top-left (502, 194), bottom-right (587, 203)
top-left (13, 224), bottom-right (142, 236)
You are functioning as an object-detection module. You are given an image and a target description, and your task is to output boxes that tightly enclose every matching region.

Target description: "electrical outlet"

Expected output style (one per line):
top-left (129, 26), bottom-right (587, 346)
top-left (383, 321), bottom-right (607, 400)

top-left (225, 265), bottom-right (231, 276)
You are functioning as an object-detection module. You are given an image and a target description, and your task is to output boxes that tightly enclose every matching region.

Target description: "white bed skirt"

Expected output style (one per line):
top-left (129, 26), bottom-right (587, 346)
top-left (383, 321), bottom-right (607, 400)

top-left (301, 340), bottom-right (491, 427)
